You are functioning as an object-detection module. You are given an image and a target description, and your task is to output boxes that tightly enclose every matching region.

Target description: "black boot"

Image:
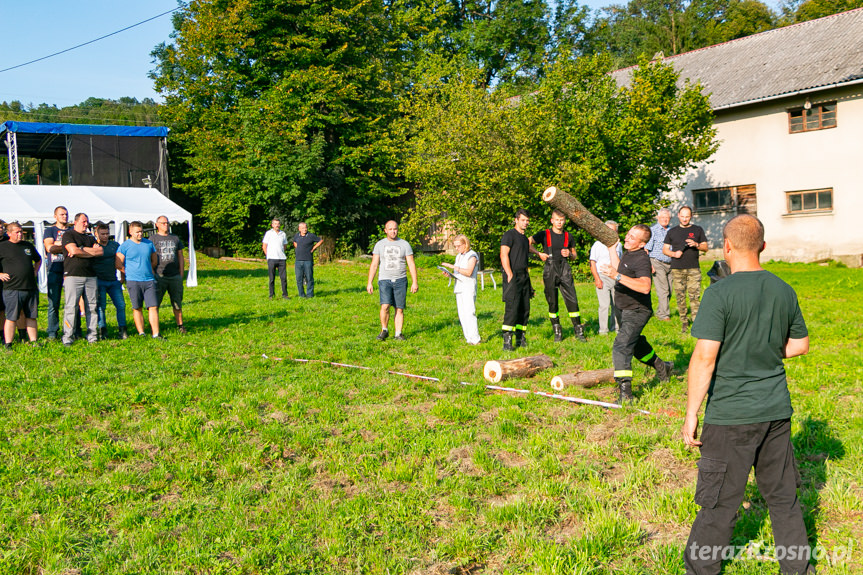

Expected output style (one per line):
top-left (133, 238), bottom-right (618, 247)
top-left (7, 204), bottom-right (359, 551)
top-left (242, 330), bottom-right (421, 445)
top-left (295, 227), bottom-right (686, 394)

top-left (616, 379), bottom-right (635, 405)
top-left (502, 331), bottom-right (514, 351)
top-left (99, 327), bottom-right (108, 340)
top-left (573, 323), bottom-right (587, 342)
top-left (654, 356), bottom-right (673, 382)
top-left (118, 326), bottom-right (129, 340)
top-left (516, 330), bottom-right (527, 348)
top-left (552, 322), bottom-right (563, 342)
top-left (18, 328), bottom-right (27, 342)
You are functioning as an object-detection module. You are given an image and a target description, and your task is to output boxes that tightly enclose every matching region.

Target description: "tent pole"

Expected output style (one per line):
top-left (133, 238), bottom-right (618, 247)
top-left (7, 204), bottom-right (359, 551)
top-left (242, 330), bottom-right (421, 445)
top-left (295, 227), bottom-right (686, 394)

top-left (186, 218), bottom-right (198, 287)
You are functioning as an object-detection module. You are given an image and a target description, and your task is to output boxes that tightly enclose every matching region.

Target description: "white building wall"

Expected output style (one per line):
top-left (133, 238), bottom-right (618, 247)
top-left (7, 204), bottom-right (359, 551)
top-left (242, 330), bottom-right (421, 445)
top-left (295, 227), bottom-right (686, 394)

top-left (673, 85), bottom-right (863, 265)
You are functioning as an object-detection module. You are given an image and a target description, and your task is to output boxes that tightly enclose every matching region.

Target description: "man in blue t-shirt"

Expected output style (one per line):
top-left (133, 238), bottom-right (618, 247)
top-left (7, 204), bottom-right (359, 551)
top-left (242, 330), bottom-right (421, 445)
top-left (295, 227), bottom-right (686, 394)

top-left (682, 215), bottom-right (813, 575)
top-left (117, 221), bottom-right (162, 339)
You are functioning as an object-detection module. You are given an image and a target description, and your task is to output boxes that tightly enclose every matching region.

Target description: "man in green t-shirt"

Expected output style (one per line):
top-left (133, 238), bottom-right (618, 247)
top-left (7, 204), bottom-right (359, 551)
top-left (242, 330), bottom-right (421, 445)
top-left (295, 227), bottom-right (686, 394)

top-left (681, 215), bottom-right (813, 575)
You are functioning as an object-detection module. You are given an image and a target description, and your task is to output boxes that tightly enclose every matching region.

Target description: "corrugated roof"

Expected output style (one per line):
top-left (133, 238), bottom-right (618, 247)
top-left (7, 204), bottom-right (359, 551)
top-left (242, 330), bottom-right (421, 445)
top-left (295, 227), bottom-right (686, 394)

top-left (611, 7), bottom-right (863, 110)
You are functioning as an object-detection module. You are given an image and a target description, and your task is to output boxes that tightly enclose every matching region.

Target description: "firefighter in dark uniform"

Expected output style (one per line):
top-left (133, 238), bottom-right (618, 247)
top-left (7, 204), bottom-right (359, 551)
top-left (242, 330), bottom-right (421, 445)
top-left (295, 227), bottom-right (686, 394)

top-left (529, 209), bottom-right (587, 343)
top-left (500, 209), bottom-right (532, 351)
top-left (600, 224), bottom-right (673, 404)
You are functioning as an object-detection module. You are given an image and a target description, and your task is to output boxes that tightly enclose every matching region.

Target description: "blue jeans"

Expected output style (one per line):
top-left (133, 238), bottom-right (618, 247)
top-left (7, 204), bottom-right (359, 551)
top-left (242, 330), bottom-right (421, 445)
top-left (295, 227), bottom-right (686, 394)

top-left (97, 279), bottom-right (127, 328)
top-left (295, 260), bottom-right (314, 297)
top-left (46, 271), bottom-right (64, 337)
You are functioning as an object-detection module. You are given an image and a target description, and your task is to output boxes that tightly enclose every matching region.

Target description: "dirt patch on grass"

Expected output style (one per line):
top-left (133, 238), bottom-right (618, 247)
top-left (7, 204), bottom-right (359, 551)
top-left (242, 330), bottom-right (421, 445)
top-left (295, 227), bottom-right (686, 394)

top-left (446, 446), bottom-right (479, 476)
top-left (649, 447), bottom-right (698, 488)
top-left (478, 408), bottom-right (499, 424)
top-left (494, 449), bottom-right (527, 468)
top-left (548, 513), bottom-right (584, 543)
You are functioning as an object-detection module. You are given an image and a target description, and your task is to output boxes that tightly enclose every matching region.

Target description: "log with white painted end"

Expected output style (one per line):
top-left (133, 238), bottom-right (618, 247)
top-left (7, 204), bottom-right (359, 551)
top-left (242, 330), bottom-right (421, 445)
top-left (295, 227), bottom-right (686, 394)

top-left (483, 354), bottom-right (554, 384)
top-left (550, 369), bottom-right (616, 391)
top-left (542, 186), bottom-right (619, 247)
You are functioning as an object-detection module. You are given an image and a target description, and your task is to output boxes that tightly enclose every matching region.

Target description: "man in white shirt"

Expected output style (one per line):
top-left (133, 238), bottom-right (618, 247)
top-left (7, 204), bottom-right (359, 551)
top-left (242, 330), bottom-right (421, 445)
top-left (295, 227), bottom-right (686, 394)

top-left (262, 218), bottom-right (289, 299)
top-left (589, 221), bottom-right (621, 335)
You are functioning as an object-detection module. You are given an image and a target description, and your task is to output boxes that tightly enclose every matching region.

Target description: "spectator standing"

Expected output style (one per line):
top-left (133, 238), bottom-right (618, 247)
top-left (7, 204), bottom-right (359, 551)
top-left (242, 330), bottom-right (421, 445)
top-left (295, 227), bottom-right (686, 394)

top-left (366, 221), bottom-right (418, 341)
top-left (43, 206), bottom-right (70, 339)
top-left (663, 206), bottom-right (708, 333)
top-left (500, 209), bottom-right (532, 351)
top-left (117, 222), bottom-right (161, 339)
top-left (645, 208), bottom-right (674, 321)
top-left (293, 222), bottom-right (324, 298)
top-left (0, 222), bottom-right (42, 348)
top-left (61, 213), bottom-right (102, 346)
top-left (682, 215), bottom-right (813, 575)
top-left (440, 234), bottom-right (481, 345)
top-left (93, 224), bottom-right (128, 340)
top-left (589, 221), bottom-right (621, 335)
top-left (152, 216), bottom-right (187, 334)
top-left (262, 218), bottom-right (289, 299)
top-left (529, 210), bottom-right (587, 343)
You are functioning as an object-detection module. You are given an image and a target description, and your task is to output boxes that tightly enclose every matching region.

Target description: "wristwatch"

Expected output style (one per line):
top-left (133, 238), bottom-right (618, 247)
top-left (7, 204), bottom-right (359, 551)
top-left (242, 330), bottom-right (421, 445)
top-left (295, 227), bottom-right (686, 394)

top-left (615, 273), bottom-right (622, 282)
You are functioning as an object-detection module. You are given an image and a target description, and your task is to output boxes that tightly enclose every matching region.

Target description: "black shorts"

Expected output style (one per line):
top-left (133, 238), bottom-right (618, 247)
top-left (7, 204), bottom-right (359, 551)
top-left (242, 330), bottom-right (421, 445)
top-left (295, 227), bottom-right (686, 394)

top-left (156, 275), bottom-right (184, 309)
top-left (3, 289), bottom-right (38, 321)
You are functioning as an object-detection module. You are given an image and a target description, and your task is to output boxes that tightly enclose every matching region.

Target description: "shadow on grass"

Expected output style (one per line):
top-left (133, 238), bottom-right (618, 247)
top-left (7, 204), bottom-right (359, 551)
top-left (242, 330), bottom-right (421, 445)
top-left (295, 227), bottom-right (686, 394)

top-left (728, 417), bottom-right (843, 569)
top-left (198, 268), bottom-right (267, 280)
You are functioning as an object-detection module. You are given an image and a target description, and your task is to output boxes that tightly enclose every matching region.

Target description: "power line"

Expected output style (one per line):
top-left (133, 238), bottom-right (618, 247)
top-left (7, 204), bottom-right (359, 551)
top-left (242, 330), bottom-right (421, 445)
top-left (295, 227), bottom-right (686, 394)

top-left (0, 7), bottom-right (181, 74)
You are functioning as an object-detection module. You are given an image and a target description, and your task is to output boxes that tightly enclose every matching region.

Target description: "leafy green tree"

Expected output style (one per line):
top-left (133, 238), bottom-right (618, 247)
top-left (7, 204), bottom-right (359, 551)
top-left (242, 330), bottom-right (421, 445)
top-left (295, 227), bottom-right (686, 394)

top-left (152, 0), bottom-right (427, 253)
top-left (398, 54), bottom-right (717, 261)
top-left (788, 0), bottom-right (863, 21)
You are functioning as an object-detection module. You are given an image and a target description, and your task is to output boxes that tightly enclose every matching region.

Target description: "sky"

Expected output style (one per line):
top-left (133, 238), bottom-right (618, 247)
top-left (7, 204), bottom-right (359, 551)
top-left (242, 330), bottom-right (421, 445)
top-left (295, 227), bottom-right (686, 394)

top-left (0, 0), bottom-right (179, 108)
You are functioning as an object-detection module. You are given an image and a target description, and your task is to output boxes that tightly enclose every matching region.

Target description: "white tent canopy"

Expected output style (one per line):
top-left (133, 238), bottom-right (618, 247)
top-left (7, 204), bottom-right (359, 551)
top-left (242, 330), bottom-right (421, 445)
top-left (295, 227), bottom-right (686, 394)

top-left (0, 184), bottom-right (197, 291)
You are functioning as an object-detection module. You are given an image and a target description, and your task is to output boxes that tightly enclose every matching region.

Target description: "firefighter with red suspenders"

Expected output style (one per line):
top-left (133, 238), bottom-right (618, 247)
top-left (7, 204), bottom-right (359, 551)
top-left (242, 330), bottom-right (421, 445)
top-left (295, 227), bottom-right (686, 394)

top-left (529, 209), bottom-right (588, 343)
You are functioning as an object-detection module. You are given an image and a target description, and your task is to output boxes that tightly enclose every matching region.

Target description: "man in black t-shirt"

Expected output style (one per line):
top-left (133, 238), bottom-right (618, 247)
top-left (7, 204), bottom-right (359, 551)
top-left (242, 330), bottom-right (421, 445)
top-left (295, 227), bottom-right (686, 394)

top-left (0, 222), bottom-right (42, 348)
top-left (61, 213), bottom-right (103, 346)
top-left (293, 222), bottom-right (324, 298)
top-left (529, 210), bottom-right (586, 343)
top-left (500, 209), bottom-right (532, 351)
top-left (600, 224), bottom-right (673, 404)
top-left (153, 216), bottom-right (187, 334)
top-left (43, 206), bottom-right (71, 339)
top-left (662, 206), bottom-right (708, 333)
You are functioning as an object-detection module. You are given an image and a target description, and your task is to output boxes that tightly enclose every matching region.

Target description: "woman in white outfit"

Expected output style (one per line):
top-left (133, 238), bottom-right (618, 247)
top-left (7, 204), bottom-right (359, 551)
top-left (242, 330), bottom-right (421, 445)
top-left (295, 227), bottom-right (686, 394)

top-left (441, 235), bottom-right (481, 344)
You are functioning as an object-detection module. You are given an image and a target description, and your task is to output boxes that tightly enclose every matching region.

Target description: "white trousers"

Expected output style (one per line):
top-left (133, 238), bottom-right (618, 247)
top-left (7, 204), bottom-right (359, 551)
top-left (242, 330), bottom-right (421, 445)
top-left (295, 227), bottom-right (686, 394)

top-left (455, 290), bottom-right (481, 344)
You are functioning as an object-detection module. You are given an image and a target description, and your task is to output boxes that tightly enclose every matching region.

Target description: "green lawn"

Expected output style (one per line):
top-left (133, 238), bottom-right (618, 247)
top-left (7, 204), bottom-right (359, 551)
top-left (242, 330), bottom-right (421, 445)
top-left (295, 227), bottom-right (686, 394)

top-left (1, 256), bottom-right (861, 574)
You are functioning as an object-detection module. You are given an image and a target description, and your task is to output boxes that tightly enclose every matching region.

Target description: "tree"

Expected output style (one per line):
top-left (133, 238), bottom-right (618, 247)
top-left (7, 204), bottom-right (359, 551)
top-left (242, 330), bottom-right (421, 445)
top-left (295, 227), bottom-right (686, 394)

top-left (398, 54), bottom-right (717, 261)
top-left (152, 0), bottom-right (430, 253)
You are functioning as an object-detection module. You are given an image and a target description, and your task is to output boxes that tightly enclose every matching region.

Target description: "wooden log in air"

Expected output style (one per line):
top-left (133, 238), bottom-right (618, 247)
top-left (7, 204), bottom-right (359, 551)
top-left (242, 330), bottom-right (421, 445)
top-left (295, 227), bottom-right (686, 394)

top-left (542, 186), bottom-right (619, 247)
top-left (483, 354), bottom-right (554, 384)
top-left (550, 369), bottom-right (616, 391)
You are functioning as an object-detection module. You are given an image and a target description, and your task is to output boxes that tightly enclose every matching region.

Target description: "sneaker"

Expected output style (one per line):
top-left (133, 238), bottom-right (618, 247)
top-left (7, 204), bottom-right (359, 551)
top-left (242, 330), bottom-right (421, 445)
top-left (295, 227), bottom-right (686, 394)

top-left (376, 329), bottom-right (389, 341)
top-left (177, 325), bottom-right (188, 335)
top-left (152, 334), bottom-right (166, 340)
top-left (3, 343), bottom-right (12, 351)
top-left (63, 341), bottom-right (73, 348)
top-left (393, 334), bottom-right (406, 341)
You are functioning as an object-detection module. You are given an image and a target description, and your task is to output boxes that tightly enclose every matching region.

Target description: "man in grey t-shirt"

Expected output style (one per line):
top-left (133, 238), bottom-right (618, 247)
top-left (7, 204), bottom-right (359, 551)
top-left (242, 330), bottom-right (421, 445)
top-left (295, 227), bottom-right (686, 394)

top-left (152, 216), bottom-right (187, 334)
top-left (366, 220), bottom-right (418, 341)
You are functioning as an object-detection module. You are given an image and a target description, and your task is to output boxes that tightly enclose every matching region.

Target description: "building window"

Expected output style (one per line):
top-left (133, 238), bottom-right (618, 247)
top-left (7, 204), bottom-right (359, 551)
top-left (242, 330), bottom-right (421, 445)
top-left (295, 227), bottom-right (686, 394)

top-left (788, 102), bottom-right (837, 133)
top-left (786, 188), bottom-right (832, 214)
top-left (692, 184), bottom-right (756, 215)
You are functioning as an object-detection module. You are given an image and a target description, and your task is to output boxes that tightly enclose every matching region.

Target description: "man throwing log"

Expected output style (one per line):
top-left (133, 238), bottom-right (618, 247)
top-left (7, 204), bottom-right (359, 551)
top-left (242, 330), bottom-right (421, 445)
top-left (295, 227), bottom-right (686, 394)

top-left (500, 209), bottom-right (532, 351)
top-left (529, 209), bottom-right (586, 343)
top-left (682, 215), bottom-right (814, 575)
top-left (600, 224), bottom-right (672, 404)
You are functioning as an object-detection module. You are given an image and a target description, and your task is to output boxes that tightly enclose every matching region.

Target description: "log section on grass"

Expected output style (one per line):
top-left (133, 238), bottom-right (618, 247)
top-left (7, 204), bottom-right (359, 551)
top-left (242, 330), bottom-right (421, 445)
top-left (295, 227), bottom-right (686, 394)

top-left (483, 354), bottom-right (554, 384)
top-left (550, 369), bottom-right (615, 391)
top-left (542, 186), bottom-right (619, 247)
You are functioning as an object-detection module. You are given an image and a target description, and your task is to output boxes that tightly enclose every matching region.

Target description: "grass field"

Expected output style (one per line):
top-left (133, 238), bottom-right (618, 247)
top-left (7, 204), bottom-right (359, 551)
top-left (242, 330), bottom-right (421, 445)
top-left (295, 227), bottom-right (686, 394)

top-left (1, 254), bottom-right (861, 574)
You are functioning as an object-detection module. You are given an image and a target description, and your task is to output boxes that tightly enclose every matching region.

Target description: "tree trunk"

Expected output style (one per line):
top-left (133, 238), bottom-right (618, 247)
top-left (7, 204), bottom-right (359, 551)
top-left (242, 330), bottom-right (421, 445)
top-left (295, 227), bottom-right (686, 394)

top-left (483, 354), bottom-right (554, 384)
top-left (550, 369), bottom-right (616, 391)
top-left (542, 186), bottom-right (619, 247)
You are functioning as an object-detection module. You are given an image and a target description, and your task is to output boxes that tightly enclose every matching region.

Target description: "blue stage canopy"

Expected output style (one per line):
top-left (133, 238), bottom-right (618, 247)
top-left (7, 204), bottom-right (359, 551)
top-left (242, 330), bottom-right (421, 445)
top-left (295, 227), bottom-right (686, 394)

top-left (2, 120), bottom-right (168, 138)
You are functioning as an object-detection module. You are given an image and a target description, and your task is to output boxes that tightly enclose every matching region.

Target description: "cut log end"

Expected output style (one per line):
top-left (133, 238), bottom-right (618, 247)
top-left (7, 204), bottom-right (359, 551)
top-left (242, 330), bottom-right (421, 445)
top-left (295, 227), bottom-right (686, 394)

top-left (542, 186), bottom-right (558, 203)
top-left (483, 361), bottom-right (503, 384)
top-left (550, 375), bottom-right (565, 392)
